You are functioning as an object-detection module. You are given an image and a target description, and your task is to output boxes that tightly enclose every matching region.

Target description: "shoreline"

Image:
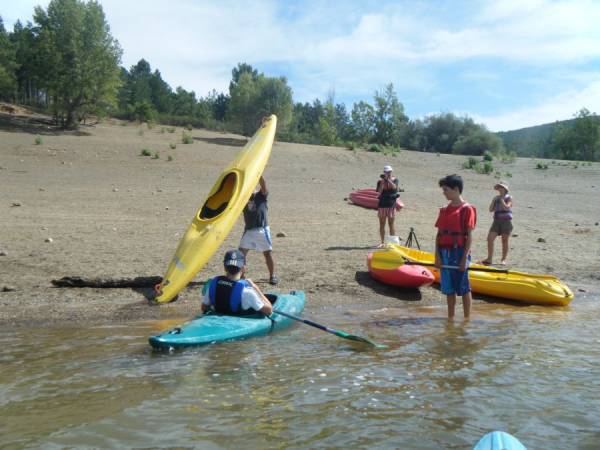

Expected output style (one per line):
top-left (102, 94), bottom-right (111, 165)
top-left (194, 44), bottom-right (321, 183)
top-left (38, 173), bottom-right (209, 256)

top-left (1, 112), bottom-right (599, 326)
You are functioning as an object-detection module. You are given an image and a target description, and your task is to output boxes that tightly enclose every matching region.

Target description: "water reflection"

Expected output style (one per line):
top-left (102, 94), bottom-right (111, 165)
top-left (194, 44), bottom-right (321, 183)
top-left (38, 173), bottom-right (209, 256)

top-left (1, 296), bottom-right (600, 449)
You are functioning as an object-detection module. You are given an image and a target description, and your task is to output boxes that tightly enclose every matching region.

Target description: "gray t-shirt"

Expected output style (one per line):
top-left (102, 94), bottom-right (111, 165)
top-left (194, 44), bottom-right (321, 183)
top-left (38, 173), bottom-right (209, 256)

top-left (243, 191), bottom-right (268, 230)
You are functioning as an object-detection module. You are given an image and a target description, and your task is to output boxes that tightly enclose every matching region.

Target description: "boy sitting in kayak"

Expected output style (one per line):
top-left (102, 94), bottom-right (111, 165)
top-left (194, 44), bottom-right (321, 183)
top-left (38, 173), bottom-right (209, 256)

top-left (202, 249), bottom-right (273, 316)
top-left (434, 174), bottom-right (476, 319)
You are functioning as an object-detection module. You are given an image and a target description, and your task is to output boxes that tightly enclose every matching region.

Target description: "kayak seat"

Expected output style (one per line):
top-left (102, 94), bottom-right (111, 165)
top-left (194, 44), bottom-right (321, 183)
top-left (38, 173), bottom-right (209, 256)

top-left (199, 173), bottom-right (237, 220)
top-left (265, 293), bottom-right (278, 304)
top-left (200, 202), bottom-right (227, 219)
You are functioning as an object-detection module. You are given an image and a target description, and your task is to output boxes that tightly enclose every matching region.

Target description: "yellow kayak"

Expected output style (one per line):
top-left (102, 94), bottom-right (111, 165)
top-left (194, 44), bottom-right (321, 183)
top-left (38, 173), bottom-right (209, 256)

top-left (154, 116), bottom-right (277, 303)
top-left (375, 245), bottom-right (573, 306)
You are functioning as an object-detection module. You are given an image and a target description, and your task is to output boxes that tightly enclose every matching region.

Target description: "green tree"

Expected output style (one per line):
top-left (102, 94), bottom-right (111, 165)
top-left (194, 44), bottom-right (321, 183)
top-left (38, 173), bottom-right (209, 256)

top-left (171, 86), bottom-right (196, 116)
top-left (550, 108), bottom-right (600, 161)
top-left (11, 19), bottom-right (51, 106)
top-left (128, 59), bottom-right (152, 105)
top-left (229, 62), bottom-right (258, 91)
top-left (228, 67), bottom-right (292, 135)
top-left (317, 98), bottom-right (338, 146)
top-left (422, 113), bottom-right (482, 153)
top-left (149, 70), bottom-right (172, 113)
top-left (351, 100), bottom-right (375, 144)
top-left (452, 126), bottom-right (504, 155)
top-left (34, 0), bottom-right (122, 128)
top-left (0, 17), bottom-right (18, 100)
top-left (402, 119), bottom-right (426, 150)
top-left (372, 83), bottom-right (408, 146)
top-left (206, 89), bottom-right (229, 121)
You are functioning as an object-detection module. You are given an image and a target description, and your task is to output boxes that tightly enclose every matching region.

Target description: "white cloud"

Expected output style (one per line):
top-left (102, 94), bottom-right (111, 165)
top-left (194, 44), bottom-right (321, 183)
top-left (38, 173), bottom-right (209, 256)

top-left (2, 0), bottom-right (600, 130)
top-left (474, 80), bottom-right (600, 131)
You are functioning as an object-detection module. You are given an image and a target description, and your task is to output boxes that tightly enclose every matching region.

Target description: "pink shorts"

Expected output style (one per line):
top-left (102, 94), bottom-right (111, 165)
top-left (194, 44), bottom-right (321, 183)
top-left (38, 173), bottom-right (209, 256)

top-left (378, 207), bottom-right (396, 219)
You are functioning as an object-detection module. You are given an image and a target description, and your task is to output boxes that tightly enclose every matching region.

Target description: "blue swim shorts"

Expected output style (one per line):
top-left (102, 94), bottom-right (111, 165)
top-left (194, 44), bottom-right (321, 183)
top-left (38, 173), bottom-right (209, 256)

top-left (438, 247), bottom-right (471, 296)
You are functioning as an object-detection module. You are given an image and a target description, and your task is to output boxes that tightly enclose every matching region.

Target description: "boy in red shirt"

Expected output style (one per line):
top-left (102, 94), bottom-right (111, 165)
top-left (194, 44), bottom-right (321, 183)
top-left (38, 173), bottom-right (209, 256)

top-left (434, 174), bottom-right (476, 319)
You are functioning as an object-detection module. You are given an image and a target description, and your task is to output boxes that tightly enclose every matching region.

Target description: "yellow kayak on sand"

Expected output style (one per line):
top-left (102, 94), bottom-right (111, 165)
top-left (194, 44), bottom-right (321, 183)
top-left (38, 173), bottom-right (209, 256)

top-left (154, 115), bottom-right (277, 303)
top-left (375, 244), bottom-right (573, 306)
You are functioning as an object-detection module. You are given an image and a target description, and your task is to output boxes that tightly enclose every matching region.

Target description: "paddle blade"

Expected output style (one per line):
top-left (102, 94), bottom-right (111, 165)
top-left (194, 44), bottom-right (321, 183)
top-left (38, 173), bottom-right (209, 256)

top-left (334, 330), bottom-right (387, 348)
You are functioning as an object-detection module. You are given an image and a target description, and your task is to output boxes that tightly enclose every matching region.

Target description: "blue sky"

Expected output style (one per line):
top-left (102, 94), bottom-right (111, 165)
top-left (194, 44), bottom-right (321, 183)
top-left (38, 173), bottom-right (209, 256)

top-left (2, 0), bottom-right (600, 131)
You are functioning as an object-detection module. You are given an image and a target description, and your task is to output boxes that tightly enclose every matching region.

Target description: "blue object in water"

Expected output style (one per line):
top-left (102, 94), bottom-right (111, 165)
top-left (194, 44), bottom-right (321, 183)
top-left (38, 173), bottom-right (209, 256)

top-left (472, 431), bottom-right (527, 450)
top-left (149, 291), bottom-right (305, 349)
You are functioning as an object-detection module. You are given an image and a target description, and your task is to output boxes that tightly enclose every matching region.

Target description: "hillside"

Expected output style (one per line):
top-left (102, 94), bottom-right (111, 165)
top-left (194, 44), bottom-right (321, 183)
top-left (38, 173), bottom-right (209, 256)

top-left (496, 119), bottom-right (574, 157)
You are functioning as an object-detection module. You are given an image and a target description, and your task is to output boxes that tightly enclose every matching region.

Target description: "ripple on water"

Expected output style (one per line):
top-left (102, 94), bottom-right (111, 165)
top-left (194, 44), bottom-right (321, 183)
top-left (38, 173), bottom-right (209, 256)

top-left (1, 297), bottom-right (600, 448)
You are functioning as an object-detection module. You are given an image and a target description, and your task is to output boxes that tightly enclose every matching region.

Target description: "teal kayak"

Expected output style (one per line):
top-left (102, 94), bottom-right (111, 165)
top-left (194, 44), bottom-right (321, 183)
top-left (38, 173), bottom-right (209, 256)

top-left (149, 291), bottom-right (305, 349)
top-left (473, 431), bottom-right (528, 450)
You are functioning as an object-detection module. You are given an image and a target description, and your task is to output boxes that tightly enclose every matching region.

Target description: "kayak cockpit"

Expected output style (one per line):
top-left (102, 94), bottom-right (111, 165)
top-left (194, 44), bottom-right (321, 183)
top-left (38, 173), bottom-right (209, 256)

top-left (199, 172), bottom-right (237, 219)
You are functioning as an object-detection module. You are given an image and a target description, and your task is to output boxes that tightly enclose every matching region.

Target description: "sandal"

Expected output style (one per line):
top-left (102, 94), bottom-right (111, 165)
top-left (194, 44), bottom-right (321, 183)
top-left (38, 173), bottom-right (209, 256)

top-left (269, 276), bottom-right (279, 285)
top-left (478, 259), bottom-right (492, 266)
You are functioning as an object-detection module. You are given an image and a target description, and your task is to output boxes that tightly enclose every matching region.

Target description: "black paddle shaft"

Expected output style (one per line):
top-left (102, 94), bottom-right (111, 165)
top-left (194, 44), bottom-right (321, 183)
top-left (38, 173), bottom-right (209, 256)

top-left (272, 309), bottom-right (331, 333)
top-left (403, 261), bottom-right (509, 273)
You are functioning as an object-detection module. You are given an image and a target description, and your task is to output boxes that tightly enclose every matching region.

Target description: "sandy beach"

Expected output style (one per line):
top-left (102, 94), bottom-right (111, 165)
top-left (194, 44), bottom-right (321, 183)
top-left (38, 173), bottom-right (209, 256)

top-left (1, 108), bottom-right (599, 326)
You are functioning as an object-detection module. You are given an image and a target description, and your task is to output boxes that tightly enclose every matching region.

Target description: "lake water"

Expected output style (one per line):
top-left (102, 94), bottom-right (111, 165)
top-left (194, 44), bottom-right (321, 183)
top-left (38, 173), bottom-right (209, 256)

top-left (2, 293), bottom-right (599, 449)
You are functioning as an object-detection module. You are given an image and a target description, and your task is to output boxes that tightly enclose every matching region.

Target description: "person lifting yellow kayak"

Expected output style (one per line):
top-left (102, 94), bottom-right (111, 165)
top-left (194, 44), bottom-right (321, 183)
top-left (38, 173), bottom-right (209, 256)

top-left (154, 115), bottom-right (277, 303)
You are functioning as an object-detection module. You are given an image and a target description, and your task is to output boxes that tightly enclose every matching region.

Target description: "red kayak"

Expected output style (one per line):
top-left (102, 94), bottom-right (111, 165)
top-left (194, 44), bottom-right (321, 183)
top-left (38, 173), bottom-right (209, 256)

top-left (367, 252), bottom-right (434, 288)
top-left (349, 189), bottom-right (404, 210)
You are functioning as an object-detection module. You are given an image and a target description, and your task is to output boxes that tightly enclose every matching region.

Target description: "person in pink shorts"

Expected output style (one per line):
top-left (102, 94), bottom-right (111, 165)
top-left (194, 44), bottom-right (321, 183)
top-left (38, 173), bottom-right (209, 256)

top-left (376, 165), bottom-right (400, 246)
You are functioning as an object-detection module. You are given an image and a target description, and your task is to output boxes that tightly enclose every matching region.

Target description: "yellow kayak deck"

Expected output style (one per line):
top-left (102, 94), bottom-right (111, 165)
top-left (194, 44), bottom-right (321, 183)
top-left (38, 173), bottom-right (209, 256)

top-left (375, 245), bottom-right (573, 306)
top-left (155, 116), bottom-right (277, 303)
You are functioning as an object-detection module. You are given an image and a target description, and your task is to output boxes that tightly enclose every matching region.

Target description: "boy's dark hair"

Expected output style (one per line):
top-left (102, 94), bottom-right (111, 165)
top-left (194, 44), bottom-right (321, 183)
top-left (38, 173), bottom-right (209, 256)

top-left (225, 265), bottom-right (242, 276)
top-left (438, 174), bottom-right (464, 194)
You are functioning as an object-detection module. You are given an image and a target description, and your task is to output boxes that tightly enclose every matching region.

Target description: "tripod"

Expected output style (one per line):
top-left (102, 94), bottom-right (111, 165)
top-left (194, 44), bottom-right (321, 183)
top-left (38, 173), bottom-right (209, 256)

top-left (405, 227), bottom-right (421, 250)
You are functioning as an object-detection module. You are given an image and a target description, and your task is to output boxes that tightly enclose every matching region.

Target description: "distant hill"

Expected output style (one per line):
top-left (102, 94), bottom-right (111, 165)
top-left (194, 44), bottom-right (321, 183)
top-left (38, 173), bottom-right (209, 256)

top-left (496, 119), bottom-right (574, 158)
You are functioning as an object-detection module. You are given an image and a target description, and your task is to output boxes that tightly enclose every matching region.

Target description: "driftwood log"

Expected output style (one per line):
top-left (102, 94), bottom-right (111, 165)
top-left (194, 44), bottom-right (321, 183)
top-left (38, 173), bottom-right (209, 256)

top-left (51, 276), bottom-right (163, 288)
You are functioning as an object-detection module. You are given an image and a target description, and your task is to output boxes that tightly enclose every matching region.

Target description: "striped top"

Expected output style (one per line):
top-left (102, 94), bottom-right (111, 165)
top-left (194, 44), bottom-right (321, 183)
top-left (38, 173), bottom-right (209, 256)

top-left (494, 194), bottom-right (513, 220)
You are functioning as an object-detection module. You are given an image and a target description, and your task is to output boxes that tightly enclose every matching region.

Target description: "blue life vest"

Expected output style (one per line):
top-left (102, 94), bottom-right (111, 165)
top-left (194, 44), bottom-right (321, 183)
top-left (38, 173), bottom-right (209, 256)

top-left (208, 276), bottom-right (250, 315)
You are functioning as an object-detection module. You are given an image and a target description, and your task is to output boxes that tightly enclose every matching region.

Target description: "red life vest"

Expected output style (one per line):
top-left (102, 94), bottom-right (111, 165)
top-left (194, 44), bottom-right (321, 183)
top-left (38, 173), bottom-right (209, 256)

top-left (436, 203), bottom-right (476, 248)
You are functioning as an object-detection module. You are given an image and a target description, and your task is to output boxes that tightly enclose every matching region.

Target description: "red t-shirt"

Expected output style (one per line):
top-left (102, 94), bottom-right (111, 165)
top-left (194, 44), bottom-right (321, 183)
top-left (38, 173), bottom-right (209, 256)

top-left (435, 202), bottom-right (476, 248)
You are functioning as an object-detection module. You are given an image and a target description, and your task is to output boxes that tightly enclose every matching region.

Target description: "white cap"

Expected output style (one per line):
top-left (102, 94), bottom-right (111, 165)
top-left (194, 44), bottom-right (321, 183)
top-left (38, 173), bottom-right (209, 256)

top-left (383, 165), bottom-right (393, 173)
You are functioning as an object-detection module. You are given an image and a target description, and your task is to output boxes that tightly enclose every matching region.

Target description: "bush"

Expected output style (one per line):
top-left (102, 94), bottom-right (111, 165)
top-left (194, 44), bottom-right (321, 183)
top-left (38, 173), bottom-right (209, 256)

top-left (152, 151), bottom-right (160, 159)
top-left (34, 136), bottom-right (42, 145)
top-left (481, 161), bottom-right (494, 174)
top-left (186, 124), bottom-right (193, 131)
top-left (140, 148), bottom-right (151, 157)
top-left (536, 162), bottom-right (548, 170)
top-left (383, 145), bottom-right (401, 156)
top-left (167, 155), bottom-right (173, 161)
top-left (463, 156), bottom-right (478, 169)
top-left (182, 132), bottom-right (193, 144)
top-left (483, 151), bottom-right (493, 161)
top-left (167, 127), bottom-right (176, 133)
top-left (368, 143), bottom-right (382, 153)
top-left (169, 143), bottom-right (177, 150)
top-left (128, 101), bottom-right (157, 122)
